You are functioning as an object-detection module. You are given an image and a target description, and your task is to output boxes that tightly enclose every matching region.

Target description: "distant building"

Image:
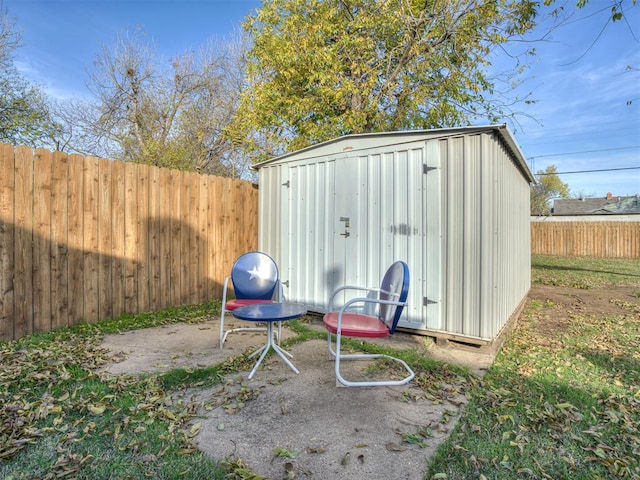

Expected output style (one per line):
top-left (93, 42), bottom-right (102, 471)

top-left (552, 192), bottom-right (640, 216)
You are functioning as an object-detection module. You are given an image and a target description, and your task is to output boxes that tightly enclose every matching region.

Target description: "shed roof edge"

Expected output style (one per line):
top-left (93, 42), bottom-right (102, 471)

top-left (252, 124), bottom-right (535, 183)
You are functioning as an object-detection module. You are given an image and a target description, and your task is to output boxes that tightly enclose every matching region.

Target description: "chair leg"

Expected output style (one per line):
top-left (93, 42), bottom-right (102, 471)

top-left (219, 277), bottom-right (231, 348)
top-left (219, 304), bottom-right (227, 348)
top-left (327, 332), bottom-right (415, 387)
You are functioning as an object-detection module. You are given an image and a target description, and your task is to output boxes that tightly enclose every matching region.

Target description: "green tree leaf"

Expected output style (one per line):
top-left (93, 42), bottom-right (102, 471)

top-left (228, 0), bottom-right (542, 160)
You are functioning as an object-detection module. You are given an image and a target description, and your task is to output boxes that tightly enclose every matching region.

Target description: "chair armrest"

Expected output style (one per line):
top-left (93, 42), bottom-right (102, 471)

top-left (327, 285), bottom-right (381, 311)
top-left (334, 296), bottom-right (407, 331)
top-left (221, 275), bottom-right (232, 301)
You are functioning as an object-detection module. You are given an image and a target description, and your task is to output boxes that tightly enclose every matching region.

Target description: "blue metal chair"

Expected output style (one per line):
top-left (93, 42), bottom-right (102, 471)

top-left (323, 261), bottom-right (414, 387)
top-left (219, 251), bottom-right (283, 348)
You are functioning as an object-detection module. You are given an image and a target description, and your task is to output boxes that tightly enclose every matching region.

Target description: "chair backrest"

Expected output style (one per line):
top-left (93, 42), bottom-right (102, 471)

top-left (231, 251), bottom-right (279, 300)
top-left (379, 261), bottom-right (410, 334)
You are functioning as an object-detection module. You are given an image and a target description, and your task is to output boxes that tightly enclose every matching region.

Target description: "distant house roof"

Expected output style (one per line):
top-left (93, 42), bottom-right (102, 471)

top-left (590, 196), bottom-right (640, 214)
top-left (553, 193), bottom-right (640, 215)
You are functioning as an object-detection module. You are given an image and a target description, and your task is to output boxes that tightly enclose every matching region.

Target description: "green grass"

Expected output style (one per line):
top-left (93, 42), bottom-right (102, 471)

top-left (532, 255), bottom-right (640, 289)
top-left (426, 256), bottom-right (640, 480)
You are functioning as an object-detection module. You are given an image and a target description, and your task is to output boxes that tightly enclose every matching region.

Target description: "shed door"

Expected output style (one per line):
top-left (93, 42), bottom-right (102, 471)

top-left (280, 140), bottom-right (441, 331)
top-left (330, 142), bottom-right (441, 329)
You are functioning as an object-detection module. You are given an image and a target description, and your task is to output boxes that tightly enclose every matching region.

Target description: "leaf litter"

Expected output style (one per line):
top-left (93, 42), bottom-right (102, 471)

top-left (430, 284), bottom-right (640, 479)
top-left (0, 328), bottom-right (221, 476)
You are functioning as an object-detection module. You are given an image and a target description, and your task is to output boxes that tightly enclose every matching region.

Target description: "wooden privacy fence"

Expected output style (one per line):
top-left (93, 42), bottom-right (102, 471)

top-left (0, 143), bottom-right (259, 341)
top-left (531, 221), bottom-right (640, 258)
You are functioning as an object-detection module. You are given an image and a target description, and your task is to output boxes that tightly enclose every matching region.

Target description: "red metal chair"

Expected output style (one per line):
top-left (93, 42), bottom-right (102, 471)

top-left (219, 251), bottom-right (283, 348)
top-left (323, 260), bottom-right (414, 387)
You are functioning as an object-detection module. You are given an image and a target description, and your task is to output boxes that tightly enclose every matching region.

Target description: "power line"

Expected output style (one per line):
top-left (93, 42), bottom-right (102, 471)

top-left (528, 145), bottom-right (640, 160)
top-left (537, 166), bottom-right (640, 175)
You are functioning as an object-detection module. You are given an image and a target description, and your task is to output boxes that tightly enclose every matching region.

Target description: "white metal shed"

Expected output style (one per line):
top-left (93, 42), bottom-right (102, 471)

top-left (254, 125), bottom-right (535, 344)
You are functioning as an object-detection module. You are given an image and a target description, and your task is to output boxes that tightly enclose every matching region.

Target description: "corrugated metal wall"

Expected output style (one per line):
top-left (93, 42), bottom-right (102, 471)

top-left (439, 132), bottom-right (530, 341)
top-left (257, 127), bottom-right (531, 343)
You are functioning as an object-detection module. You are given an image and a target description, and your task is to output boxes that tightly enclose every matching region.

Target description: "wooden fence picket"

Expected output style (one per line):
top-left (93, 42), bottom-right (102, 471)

top-left (148, 165), bottom-right (161, 311)
top-left (13, 146), bottom-right (34, 339)
top-left (51, 150), bottom-right (69, 330)
top-left (67, 154), bottom-right (85, 326)
top-left (0, 144), bottom-right (15, 340)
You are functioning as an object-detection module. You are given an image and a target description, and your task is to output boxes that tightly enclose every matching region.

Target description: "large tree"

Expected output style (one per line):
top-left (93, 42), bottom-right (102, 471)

top-left (80, 30), bottom-right (250, 176)
top-left (0, 7), bottom-right (60, 147)
top-left (227, 0), bottom-right (541, 159)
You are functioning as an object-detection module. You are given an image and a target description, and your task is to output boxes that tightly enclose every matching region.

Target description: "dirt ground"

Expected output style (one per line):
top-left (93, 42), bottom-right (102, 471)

top-left (98, 284), bottom-right (639, 479)
top-left (526, 284), bottom-right (640, 340)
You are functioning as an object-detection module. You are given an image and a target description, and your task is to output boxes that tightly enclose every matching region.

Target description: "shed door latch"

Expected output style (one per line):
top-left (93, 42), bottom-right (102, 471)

top-left (339, 216), bottom-right (350, 237)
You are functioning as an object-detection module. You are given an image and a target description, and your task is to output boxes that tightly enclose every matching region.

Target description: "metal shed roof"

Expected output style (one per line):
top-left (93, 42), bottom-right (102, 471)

top-left (253, 124), bottom-right (535, 184)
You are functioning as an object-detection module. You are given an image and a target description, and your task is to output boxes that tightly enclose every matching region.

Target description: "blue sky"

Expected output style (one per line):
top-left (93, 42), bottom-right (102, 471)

top-left (5, 0), bottom-right (639, 197)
